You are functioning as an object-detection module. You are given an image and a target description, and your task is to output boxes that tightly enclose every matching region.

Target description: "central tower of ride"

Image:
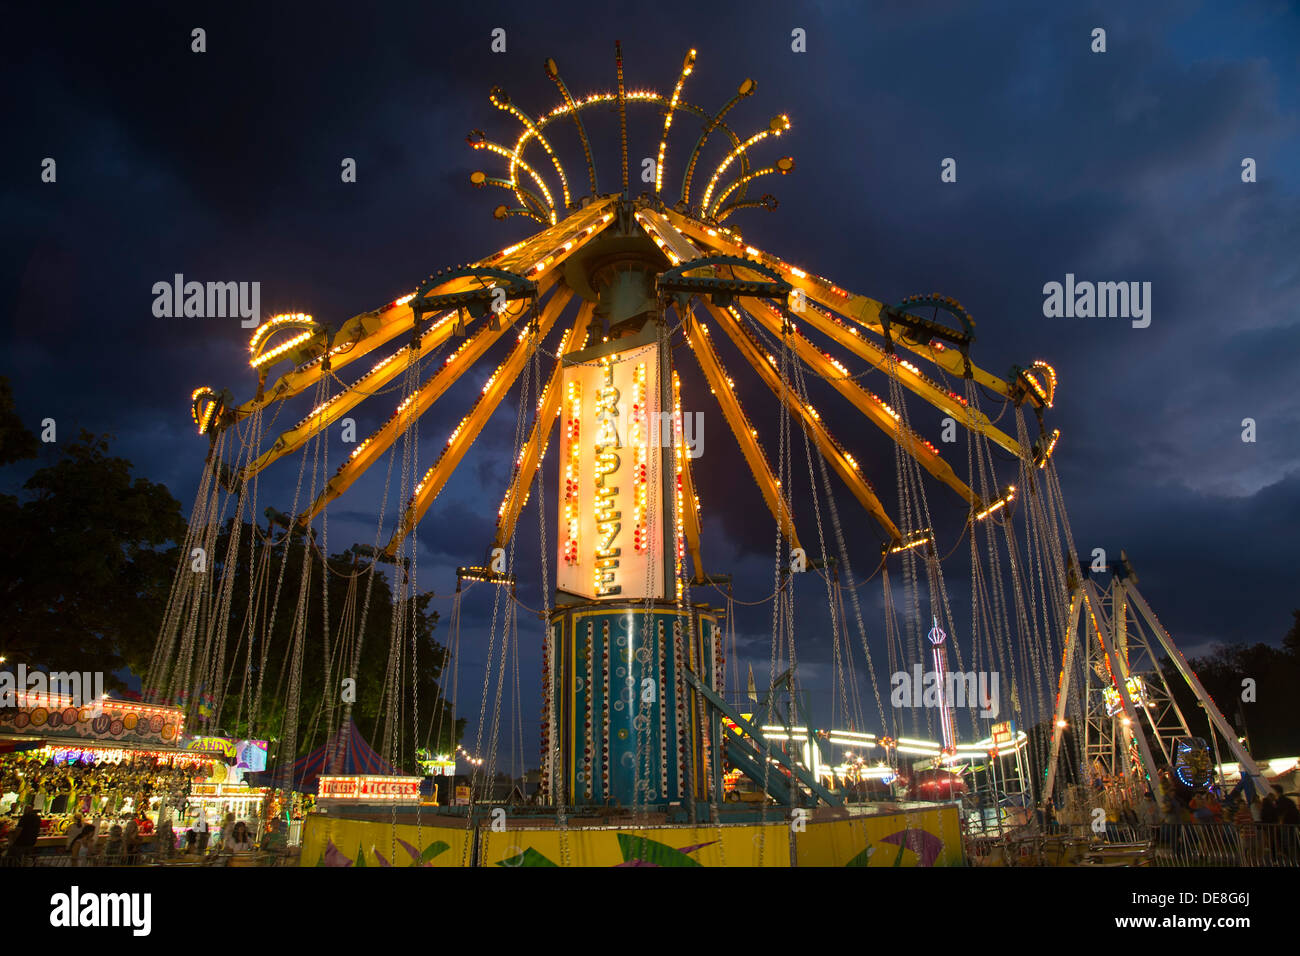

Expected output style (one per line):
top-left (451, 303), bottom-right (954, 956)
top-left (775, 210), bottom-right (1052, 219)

top-left (543, 204), bottom-right (723, 808)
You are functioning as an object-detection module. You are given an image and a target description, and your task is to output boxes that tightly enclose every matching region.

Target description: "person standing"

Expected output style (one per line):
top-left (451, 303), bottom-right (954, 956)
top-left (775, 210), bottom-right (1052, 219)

top-left (228, 821), bottom-right (254, 852)
top-left (5, 802), bottom-right (42, 861)
top-left (1275, 786), bottom-right (1300, 825)
top-left (155, 816), bottom-right (176, 860)
top-left (66, 813), bottom-right (96, 865)
top-left (261, 817), bottom-right (287, 851)
top-left (123, 816), bottom-right (141, 865)
top-left (217, 811), bottom-right (236, 851)
top-left (1232, 797), bottom-right (1258, 865)
top-left (1275, 787), bottom-right (1300, 864)
top-left (194, 806), bottom-right (211, 854)
top-left (1140, 791), bottom-right (1161, 828)
top-left (1260, 791), bottom-right (1279, 824)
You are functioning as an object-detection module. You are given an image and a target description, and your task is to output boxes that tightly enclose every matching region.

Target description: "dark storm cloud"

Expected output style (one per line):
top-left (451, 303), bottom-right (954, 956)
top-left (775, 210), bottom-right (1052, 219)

top-left (2, 1), bottom-right (1296, 746)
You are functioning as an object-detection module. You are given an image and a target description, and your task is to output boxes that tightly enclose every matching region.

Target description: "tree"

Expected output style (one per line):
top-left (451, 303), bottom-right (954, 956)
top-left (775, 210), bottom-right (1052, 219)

top-left (0, 376), bottom-right (39, 467)
top-left (1283, 609), bottom-right (1300, 659)
top-left (1160, 623), bottom-right (1300, 760)
top-left (0, 428), bottom-right (185, 683)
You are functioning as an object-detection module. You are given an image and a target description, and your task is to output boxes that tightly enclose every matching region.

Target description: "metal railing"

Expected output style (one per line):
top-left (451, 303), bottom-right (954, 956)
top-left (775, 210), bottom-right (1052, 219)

top-left (1151, 823), bottom-right (1299, 867)
top-left (964, 821), bottom-right (1300, 867)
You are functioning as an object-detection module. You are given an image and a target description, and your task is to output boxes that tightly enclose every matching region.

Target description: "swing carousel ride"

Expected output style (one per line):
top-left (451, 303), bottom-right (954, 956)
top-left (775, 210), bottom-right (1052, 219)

top-left (148, 45), bottom-right (1271, 865)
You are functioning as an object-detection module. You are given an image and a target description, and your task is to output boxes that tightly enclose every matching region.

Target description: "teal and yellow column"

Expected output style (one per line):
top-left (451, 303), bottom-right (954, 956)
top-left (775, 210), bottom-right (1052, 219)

top-left (542, 600), bottom-right (722, 807)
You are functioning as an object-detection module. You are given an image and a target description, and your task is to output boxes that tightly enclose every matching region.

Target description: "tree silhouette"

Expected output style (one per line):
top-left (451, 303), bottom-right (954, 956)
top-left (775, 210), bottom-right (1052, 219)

top-left (0, 426), bottom-right (185, 682)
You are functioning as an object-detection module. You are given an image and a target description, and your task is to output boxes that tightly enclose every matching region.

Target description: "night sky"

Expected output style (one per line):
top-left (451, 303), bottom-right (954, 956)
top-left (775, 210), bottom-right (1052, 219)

top-left (3, 2), bottom-right (1297, 761)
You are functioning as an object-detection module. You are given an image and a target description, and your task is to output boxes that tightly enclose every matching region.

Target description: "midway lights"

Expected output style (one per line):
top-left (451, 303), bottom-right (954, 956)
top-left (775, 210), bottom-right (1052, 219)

top-left (671, 371), bottom-right (687, 598)
top-left (759, 727), bottom-right (879, 750)
top-left (974, 485), bottom-right (1016, 521)
top-left (457, 565), bottom-right (515, 585)
top-left (708, 156), bottom-right (794, 219)
top-left (537, 87), bottom-right (662, 124)
top-left (466, 132), bottom-right (557, 223)
top-left (248, 313), bottom-right (317, 370)
top-left (633, 210), bottom-right (684, 266)
top-left (892, 732), bottom-right (1031, 763)
top-left (488, 87), bottom-right (572, 209)
top-left (4, 691), bottom-right (178, 719)
top-left (752, 726), bottom-right (1030, 763)
top-left (1030, 359), bottom-right (1057, 407)
top-left (38, 745), bottom-right (211, 768)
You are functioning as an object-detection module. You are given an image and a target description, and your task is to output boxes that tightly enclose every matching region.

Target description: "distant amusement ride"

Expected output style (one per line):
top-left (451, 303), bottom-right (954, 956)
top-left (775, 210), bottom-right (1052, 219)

top-left (154, 46), bottom-right (1269, 866)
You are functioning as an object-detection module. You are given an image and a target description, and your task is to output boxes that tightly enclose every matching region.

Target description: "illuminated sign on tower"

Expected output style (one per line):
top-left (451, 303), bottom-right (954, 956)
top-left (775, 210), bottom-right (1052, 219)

top-left (556, 341), bottom-right (666, 601)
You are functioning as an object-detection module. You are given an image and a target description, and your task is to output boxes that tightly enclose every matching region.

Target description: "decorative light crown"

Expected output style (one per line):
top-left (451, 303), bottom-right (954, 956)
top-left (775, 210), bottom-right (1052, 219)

top-left (469, 45), bottom-right (795, 226)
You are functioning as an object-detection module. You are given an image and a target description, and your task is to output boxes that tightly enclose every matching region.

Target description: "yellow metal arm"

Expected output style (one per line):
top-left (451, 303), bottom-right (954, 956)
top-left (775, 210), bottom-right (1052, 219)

top-left (636, 208), bottom-right (1022, 458)
top-left (300, 287), bottom-right (574, 524)
top-left (662, 209), bottom-right (1021, 404)
top-left (384, 287), bottom-right (570, 554)
top-left (246, 289), bottom-right (532, 482)
top-left (703, 301), bottom-right (902, 543)
top-left (492, 300), bottom-right (597, 550)
top-left (738, 297), bottom-right (980, 507)
top-left (230, 198), bottom-right (617, 424)
top-left (684, 309), bottom-right (799, 549)
top-left (776, 294), bottom-right (1024, 458)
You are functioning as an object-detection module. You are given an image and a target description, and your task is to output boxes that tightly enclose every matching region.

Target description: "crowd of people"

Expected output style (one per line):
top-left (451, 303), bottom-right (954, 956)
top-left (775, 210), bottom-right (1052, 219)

top-left (1155, 784), bottom-right (1300, 828)
top-left (1046, 779), bottom-right (1300, 864)
top-left (1, 798), bottom-right (291, 866)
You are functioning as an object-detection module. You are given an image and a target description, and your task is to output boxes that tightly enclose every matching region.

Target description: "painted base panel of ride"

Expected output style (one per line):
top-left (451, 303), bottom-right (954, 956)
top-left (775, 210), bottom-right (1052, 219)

top-left (298, 802), bottom-right (963, 867)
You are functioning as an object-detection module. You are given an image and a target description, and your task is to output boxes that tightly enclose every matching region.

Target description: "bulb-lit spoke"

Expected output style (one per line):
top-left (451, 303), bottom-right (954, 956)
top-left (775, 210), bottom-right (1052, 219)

top-left (654, 48), bottom-right (695, 195)
top-left (704, 299), bottom-right (901, 541)
top-left (489, 87), bottom-right (572, 211)
top-left (683, 307), bottom-right (799, 548)
top-left (709, 158), bottom-right (791, 219)
top-left (700, 115), bottom-right (790, 218)
top-left (470, 170), bottom-right (550, 223)
top-left (384, 288), bottom-right (570, 553)
top-left (493, 301), bottom-right (597, 549)
top-left (298, 286), bottom-right (572, 525)
top-left (468, 132), bottom-right (557, 224)
top-left (544, 57), bottom-right (598, 198)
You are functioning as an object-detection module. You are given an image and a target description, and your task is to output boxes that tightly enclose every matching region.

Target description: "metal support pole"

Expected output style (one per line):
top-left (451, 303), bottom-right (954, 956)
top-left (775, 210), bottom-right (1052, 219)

top-left (1086, 581), bottom-right (1164, 803)
top-left (1043, 592), bottom-right (1082, 804)
top-left (1125, 583), bottom-right (1273, 798)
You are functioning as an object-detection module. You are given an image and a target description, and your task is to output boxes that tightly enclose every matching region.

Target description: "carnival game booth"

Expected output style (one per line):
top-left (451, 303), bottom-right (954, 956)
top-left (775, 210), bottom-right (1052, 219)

top-left (0, 692), bottom-right (211, 860)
